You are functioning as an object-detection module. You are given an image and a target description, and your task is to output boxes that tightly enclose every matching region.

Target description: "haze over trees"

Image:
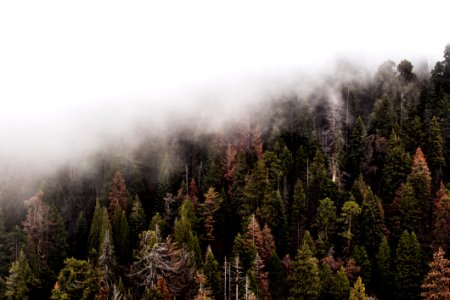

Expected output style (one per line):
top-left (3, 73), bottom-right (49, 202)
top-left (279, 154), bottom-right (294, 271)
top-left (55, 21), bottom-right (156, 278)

top-left (1, 45), bottom-right (450, 299)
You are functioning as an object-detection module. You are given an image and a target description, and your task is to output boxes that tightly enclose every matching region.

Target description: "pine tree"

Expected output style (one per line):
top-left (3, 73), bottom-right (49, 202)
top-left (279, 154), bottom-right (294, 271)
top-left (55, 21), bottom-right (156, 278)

top-left (70, 211), bottom-right (88, 259)
top-left (174, 200), bottom-right (202, 266)
top-left (433, 182), bottom-right (450, 251)
top-left (289, 179), bottom-right (308, 251)
top-left (319, 262), bottom-right (335, 299)
top-left (351, 245), bottom-right (372, 289)
top-left (5, 250), bottom-right (35, 300)
top-left (108, 171), bottom-right (128, 219)
top-left (349, 277), bottom-right (367, 300)
top-left (97, 230), bottom-right (116, 299)
top-left (395, 231), bottom-right (422, 300)
top-left (407, 148), bottom-right (432, 241)
top-left (315, 197), bottom-right (337, 257)
top-left (421, 247), bottom-right (450, 299)
top-left (113, 208), bottom-right (130, 263)
top-left (344, 116), bottom-right (367, 187)
top-left (203, 247), bottom-right (222, 300)
top-left (358, 183), bottom-right (384, 255)
top-left (381, 130), bottom-right (411, 203)
top-left (241, 159), bottom-right (269, 218)
top-left (374, 237), bottom-right (392, 299)
top-left (129, 195), bottom-right (147, 247)
top-left (288, 234), bottom-right (320, 300)
top-left (50, 258), bottom-right (99, 300)
top-left (88, 199), bottom-right (103, 253)
top-left (200, 187), bottom-right (222, 242)
top-left (390, 181), bottom-right (420, 241)
top-left (426, 116), bottom-right (445, 184)
top-left (339, 200), bottom-right (361, 256)
top-left (332, 266), bottom-right (350, 300)
top-left (266, 253), bottom-right (284, 300)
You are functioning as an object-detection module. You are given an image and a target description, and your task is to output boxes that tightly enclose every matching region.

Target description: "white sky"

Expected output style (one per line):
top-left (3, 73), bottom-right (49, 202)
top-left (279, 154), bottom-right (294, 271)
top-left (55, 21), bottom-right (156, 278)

top-left (0, 0), bottom-right (449, 164)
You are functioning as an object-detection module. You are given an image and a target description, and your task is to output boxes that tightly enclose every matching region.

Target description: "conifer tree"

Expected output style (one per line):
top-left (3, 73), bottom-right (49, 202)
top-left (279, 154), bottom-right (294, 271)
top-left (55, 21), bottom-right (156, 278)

top-left (50, 258), bottom-right (99, 300)
top-left (289, 179), bottom-right (308, 251)
top-left (374, 237), bottom-right (392, 299)
top-left (351, 245), bottom-right (372, 289)
top-left (319, 263), bottom-right (334, 299)
top-left (200, 187), bottom-right (222, 242)
top-left (129, 195), bottom-right (147, 246)
top-left (203, 247), bottom-right (222, 300)
top-left (70, 211), bottom-right (88, 259)
top-left (0, 208), bottom-right (9, 277)
top-left (88, 199), bottom-right (103, 253)
top-left (241, 159), bottom-right (269, 218)
top-left (4, 250), bottom-right (35, 300)
top-left (421, 247), bottom-right (450, 300)
top-left (344, 116), bottom-right (367, 187)
top-left (349, 277), bottom-right (367, 300)
top-left (113, 208), bottom-right (130, 263)
top-left (315, 197), bottom-right (337, 256)
top-left (339, 200), bottom-right (361, 256)
top-left (426, 116), bottom-right (445, 184)
top-left (174, 200), bottom-right (202, 266)
top-left (433, 182), bottom-right (450, 251)
top-left (390, 181), bottom-right (420, 241)
top-left (266, 253), bottom-right (284, 300)
top-left (395, 231), bottom-right (421, 300)
top-left (358, 184), bottom-right (384, 255)
top-left (381, 130), bottom-right (411, 203)
top-left (108, 171), bottom-right (128, 219)
top-left (289, 233), bottom-right (320, 300)
top-left (332, 266), bottom-right (350, 300)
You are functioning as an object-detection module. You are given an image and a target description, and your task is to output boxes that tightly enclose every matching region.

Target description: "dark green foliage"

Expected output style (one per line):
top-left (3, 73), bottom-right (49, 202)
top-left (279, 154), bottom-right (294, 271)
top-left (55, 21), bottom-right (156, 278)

top-left (289, 233), bottom-right (320, 300)
top-left (70, 211), bottom-right (88, 259)
top-left (241, 159), bottom-right (269, 218)
top-left (174, 200), bottom-right (202, 266)
top-left (315, 197), bottom-right (337, 257)
top-left (344, 116), bottom-right (367, 187)
top-left (50, 258), bottom-right (99, 300)
top-left (112, 208), bottom-right (130, 263)
top-left (381, 131), bottom-right (411, 203)
top-left (395, 231), bottom-right (422, 300)
top-left (88, 199), bottom-right (103, 253)
top-left (426, 116), bottom-right (445, 181)
top-left (289, 179), bottom-right (308, 251)
top-left (266, 253), bottom-right (285, 300)
top-left (319, 263), bottom-right (334, 299)
top-left (351, 245), bottom-right (372, 289)
top-left (390, 182), bottom-right (420, 242)
top-left (374, 237), bottom-right (393, 299)
top-left (129, 195), bottom-right (147, 246)
top-left (0, 208), bottom-right (9, 277)
top-left (332, 267), bottom-right (351, 300)
top-left (203, 247), bottom-right (222, 300)
top-left (4, 250), bottom-right (36, 300)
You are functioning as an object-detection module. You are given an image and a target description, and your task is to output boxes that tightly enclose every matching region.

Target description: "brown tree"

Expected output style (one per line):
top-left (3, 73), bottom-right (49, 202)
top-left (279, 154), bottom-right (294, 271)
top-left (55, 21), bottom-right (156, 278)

top-left (200, 187), bottom-right (222, 242)
top-left (421, 247), bottom-right (450, 299)
top-left (108, 171), bottom-right (128, 219)
top-left (433, 182), bottom-right (450, 251)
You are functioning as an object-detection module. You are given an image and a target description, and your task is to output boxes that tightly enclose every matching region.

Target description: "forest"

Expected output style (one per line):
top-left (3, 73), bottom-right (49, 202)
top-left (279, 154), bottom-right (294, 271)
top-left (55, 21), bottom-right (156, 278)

top-left (1, 44), bottom-right (450, 300)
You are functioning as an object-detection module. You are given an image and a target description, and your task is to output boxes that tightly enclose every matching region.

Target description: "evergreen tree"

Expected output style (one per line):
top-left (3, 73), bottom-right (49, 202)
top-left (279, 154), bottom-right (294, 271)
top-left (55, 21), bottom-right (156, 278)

top-left (421, 247), bottom-right (450, 300)
top-left (50, 258), bottom-right (99, 300)
top-left (174, 199), bottom-right (202, 266)
top-left (289, 233), bottom-right (320, 300)
top-left (112, 208), bottom-right (130, 263)
top-left (97, 230), bottom-right (116, 299)
top-left (203, 247), bottom-right (222, 300)
top-left (332, 267), bottom-right (350, 300)
top-left (433, 182), bottom-right (450, 251)
top-left (108, 171), bottom-right (128, 219)
top-left (351, 245), bottom-right (372, 289)
top-left (395, 231), bottom-right (422, 300)
top-left (426, 116), bottom-right (445, 184)
top-left (88, 199), bottom-right (103, 253)
top-left (349, 277), bottom-right (367, 300)
top-left (374, 237), bottom-right (393, 299)
top-left (5, 250), bottom-right (35, 300)
top-left (344, 116), bottom-right (367, 187)
top-left (200, 187), bottom-right (222, 242)
top-left (129, 195), bottom-right (147, 246)
top-left (0, 208), bottom-right (9, 277)
top-left (358, 183), bottom-right (384, 255)
top-left (315, 197), bottom-right (337, 257)
top-left (381, 130), bottom-right (411, 203)
top-left (289, 179), bottom-right (308, 251)
top-left (70, 211), bottom-right (88, 259)
top-left (339, 200), bottom-right (361, 256)
top-left (241, 159), bottom-right (269, 218)
top-left (266, 253), bottom-right (285, 300)
top-left (319, 263), bottom-right (334, 299)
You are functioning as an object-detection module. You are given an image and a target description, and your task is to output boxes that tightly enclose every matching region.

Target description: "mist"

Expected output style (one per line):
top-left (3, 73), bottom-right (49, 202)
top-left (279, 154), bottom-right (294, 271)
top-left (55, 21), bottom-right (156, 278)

top-left (0, 1), bottom-right (449, 206)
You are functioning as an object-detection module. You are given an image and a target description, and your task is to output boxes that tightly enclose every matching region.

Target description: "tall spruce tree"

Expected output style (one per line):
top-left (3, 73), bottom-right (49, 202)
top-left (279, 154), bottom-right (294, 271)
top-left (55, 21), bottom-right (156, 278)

top-left (4, 250), bottom-right (35, 300)
top-left (374, 237), bottom-right (393, 299)
top-left (395, 231), bottom-right (422, 300)
top-left (289, 233), bottom-right (320, 300)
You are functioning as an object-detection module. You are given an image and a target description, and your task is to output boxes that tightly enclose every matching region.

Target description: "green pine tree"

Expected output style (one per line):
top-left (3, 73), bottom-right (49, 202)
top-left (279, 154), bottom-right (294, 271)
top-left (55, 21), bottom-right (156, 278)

top-left (70, 211), bottom-right (88, 259)
top-left (5, 250), bottom-right (35, 300)
top-left (332, 267), bottom-right (350, 300)
top-left (351, 245), bottom-right (372, 289)
top-left (289, 179), bottom-right (308, 251)
top-left (349, 277), bottom-right (367, 300)
top-left (203, 246), bottom-right (222, 300)
top-left (374, 236), bottom-right (393, 299)
top-left (88, 199), bottom-right (103, 253)
top-left (395, 231), bottom-right (422, 300)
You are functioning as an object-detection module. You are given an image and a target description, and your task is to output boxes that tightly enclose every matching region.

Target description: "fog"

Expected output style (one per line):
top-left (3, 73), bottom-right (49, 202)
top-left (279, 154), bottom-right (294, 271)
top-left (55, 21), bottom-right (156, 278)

top-left (0, 1), bottom-right (449, 190)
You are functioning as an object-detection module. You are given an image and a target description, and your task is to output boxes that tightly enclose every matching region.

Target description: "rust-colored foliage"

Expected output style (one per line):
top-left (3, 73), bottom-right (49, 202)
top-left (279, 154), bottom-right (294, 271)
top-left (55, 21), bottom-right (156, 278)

top-left (433, 182), bottom-right (450, 251)
top-left (157, 276), bottom-right (171, 300)
top-left (260, 224), bottom-right (276, 262)
top-left (188, 178), bottom-right (199, 207)
top-left (201, 187), bottom-right (222, 242)
top-left (243, 214), bottom-right (264, 257)
top-left (421, 247), bottom-right (450, 299)
top-left (108, 171), bottom-right (128, 219)
top-left (222, 143), bottom-right (237, 186)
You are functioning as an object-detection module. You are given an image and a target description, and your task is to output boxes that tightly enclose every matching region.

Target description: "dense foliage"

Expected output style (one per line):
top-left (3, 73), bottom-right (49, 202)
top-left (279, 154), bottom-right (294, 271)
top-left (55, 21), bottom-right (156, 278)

top-left (1, 45), bottom-right (450, 299)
